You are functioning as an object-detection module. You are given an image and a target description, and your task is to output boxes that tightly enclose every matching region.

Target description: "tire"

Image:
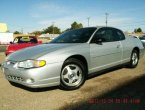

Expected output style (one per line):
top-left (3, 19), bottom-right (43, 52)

top-left (128, 50), bottom-right (139, 68)
top-left (9, 81), bottom-right (16, 86)
top-left (60, 58), bottom-right (86, 90)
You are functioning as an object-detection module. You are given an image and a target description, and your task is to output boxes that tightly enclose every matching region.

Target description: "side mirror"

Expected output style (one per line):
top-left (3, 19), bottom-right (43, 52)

top-left (10, 41), bottom-right (13, 44)
top-left (96, 38), bottom-right (103, 45)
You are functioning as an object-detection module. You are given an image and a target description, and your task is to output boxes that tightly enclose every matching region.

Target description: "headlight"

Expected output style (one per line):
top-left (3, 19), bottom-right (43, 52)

top-left (17, 60), bottom-right (46, 69)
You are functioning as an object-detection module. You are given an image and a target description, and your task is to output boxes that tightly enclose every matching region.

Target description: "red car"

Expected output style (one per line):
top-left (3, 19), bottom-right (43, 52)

top-left (5, 36), bottom-right (42, 55)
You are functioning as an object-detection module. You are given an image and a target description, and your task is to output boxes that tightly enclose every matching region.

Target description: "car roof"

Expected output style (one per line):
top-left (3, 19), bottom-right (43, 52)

top-left (81, 26), bottom-right (122, 31)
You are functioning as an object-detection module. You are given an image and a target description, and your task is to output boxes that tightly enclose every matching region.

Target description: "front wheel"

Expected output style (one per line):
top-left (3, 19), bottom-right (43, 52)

top-left (128, 50), bottom-right (139, 68)
top-left (9, 81), bottom-right (16, 86)
top-left (60, 58), bottom-right (86, 90)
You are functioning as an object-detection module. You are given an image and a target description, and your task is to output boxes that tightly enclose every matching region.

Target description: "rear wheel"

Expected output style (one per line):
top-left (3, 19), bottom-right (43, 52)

top-left (128, 50), bottom-right (139, 68)
top-left (60, 58), bottom-right (86, 90)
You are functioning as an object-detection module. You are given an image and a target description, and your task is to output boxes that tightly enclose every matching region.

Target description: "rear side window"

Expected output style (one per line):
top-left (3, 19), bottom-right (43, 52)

top-left (91, 28), bottom-right (114, 43)
top-left (113, 29), bottom-right (125, 41)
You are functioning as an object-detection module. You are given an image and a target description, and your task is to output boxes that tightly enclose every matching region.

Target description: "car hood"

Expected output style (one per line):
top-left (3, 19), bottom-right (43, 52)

top-left (6, 43), bottom-right (80, 61)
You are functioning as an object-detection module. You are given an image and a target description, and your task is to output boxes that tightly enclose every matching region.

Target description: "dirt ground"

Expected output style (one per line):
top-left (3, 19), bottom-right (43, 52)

top-left (0, 52), bottom-right (145, 110)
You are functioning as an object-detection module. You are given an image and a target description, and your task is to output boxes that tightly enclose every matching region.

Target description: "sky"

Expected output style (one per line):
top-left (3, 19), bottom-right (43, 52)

top-left (0, 0), bottom-right (145, 33)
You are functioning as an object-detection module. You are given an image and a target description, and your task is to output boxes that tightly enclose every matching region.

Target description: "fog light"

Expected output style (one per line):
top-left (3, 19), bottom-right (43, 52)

top-left (26, 78), bottom-right (34, 83)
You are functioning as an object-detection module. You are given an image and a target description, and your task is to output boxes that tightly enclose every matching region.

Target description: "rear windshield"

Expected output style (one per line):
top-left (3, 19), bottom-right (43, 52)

top-left (13, 36), bottom-right (37, 43)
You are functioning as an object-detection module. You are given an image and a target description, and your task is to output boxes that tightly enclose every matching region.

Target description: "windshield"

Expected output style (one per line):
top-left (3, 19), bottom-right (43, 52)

top-left (50, 28), bottom-right (96, 43)
top-left (13, 36), bottom-right (38, 43)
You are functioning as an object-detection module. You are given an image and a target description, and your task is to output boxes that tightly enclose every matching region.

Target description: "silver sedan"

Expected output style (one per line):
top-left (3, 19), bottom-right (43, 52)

top-left (1, 27), bottom-right (144, 90)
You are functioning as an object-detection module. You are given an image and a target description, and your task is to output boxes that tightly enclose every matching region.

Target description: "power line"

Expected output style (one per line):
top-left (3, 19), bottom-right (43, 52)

top-left (118, 23), bottom-right (145, 27)
top-left (113, 21), bottom-right (145, 27)
top-left (110, 21), bottom-right (145, 26)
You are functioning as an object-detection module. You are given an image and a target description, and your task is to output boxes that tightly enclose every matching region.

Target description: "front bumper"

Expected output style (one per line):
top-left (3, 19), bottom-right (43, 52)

top-left (1, 61), bottom-right (63, 88)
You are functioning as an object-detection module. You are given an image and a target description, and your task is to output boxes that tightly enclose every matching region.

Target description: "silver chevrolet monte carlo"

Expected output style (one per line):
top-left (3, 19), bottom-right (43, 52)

top-left (1, 27), bottom-right (144, 90)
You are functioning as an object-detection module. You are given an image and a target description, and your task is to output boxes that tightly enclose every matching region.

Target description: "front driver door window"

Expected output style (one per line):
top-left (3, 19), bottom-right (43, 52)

top-left (89, 28), bottom-right (122, 73)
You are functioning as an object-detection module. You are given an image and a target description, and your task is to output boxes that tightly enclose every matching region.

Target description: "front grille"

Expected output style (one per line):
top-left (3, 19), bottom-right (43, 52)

top-left (7, 75), bottom-right (24, 81)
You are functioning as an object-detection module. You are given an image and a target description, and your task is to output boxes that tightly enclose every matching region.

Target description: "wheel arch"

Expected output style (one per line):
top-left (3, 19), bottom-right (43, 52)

top-left (63, 54), bottom-right (88, 74)
top-left (132, 47), bottom-right (140, 58)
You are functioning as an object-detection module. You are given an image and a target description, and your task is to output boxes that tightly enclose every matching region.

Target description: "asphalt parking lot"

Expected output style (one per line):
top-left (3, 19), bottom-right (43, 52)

top-left (0, 51), bottom-right (145, 110)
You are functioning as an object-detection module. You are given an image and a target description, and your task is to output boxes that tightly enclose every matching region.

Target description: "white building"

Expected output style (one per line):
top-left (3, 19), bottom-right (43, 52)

top-left (39, 33), bottom-right (59, 39)
top-left (0, 23), bottom-right (13, 44)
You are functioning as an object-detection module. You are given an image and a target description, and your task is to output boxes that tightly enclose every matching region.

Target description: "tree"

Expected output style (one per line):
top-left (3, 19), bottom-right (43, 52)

top-left (70, 22), bottom-right (83, 30)
top-left (134, 28), bottom-right (142, 33)
top-left (137, 28), bottom-right (142, 32)
top-left (31, 31), bottom-right (42, 35)
top-left (63, 21), bottom-right (83, 32)
top-left (14, 31), bottom-right (21, 34)
top-left (42, 25), bottom-right (61, 34)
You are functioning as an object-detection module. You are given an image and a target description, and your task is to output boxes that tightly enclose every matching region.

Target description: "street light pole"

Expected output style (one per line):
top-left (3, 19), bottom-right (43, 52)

top-left (105, 13), bottom-right (109, 27)
top-left (87, 17), bottom-right (90, 27)
top-left (21, 28), bottom-right (23, 34)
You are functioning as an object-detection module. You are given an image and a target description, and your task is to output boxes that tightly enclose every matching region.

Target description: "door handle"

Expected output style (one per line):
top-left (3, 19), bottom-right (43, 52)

top-left (117, 45), bottom-right (120, 48)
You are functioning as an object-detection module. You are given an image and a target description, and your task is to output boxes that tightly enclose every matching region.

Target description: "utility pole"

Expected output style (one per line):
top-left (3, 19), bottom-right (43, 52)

top-left (21, 28), bottom-right (23, 33)
top-left (105, 13), bottom-right (109, 27)
top-left (52, 22), bottom-right (55, 35)
top-left (87, 17), bottom-right (90, 27)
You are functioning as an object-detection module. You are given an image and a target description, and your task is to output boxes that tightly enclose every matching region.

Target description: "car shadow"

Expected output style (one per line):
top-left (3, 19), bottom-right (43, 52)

top-left (60, 74), bottom-right (145, 110)
top-left (87, 65), bottom-right (123, 80)
top-left (10, 66), bottom-right (124, 92)
top-left (10, 82), bottom-right (58, 92)
top-left (10, 66), bottom-right (125, 92)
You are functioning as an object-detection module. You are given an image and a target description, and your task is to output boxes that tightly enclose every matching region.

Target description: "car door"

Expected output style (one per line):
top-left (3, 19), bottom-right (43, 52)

top-left (89, 27), bottom-right (122, 73)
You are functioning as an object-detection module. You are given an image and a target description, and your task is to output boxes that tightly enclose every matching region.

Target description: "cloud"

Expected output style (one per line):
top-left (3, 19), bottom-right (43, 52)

top-left (30, 2), bottom-right (69, 18)
top-left (37, 16), bottom-right (83, 30)
top-left (31, 13), bottom-right (42, 18)
top-left (37, 14), bottom-right (134, 32)
top-left (109, 17), bottom-right (133, 26)
top-left (29, 2), bottom-right (136, 32)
